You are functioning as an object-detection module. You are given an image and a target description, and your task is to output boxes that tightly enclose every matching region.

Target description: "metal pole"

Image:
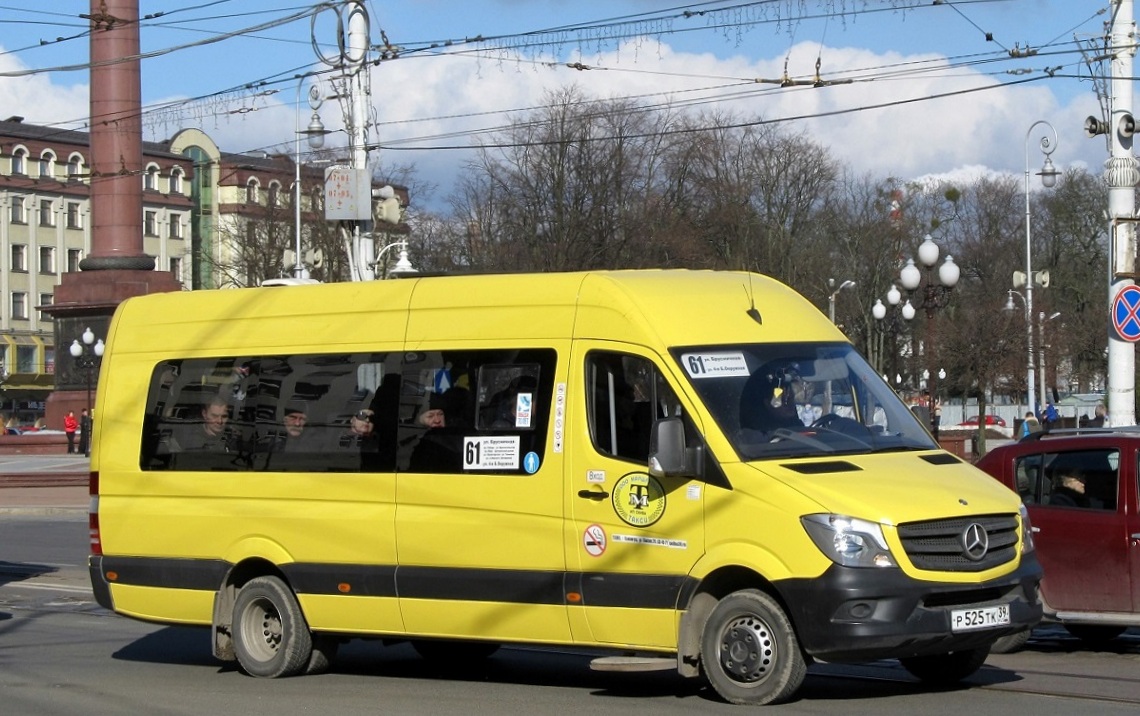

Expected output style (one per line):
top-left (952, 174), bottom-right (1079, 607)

top-left (1023, 120), bottom-right (1058, 417)
top-left (1039, 311), bottom-right (1048, 410)
top-left (1107, 0), bottom-right (1138, 427)
top-left (293, 78), bottom-right (305, 278)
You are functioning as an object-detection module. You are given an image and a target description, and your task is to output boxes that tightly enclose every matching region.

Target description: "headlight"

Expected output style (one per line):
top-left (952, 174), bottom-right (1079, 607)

top-left (801, 514), bottom-right (897, 568)
top-left (1019, 503), bottom-right (1036, 554)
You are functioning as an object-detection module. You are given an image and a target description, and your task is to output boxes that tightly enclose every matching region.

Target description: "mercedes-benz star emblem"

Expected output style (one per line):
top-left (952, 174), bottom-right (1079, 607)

top-left (960, 523), bottom-right (989, 561)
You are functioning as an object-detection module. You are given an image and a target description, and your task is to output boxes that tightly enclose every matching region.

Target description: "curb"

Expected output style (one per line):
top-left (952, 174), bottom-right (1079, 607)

top-left (0, 473), bottom-right (88, 488)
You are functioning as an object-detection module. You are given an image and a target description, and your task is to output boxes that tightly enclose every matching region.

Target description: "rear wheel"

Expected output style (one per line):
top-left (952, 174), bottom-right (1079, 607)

top-left (1064, 624), bottom-right (1126, 646)
top-left (232, 576), bottom-right (313, 678)
top-left (899, 646), bottom-right (989, 685)
top-left (699, 589), bottom-right (806, 705)
top-left (305, 635), bottom-right (340, 675)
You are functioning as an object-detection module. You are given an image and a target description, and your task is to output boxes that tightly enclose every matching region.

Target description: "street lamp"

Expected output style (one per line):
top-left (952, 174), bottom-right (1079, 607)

top-left (900, 234), bottom-right (958, 402)
top-left (69, 327), bottom-right (104, 457)
top-left (1021, 120), bottom-right (1061, 417)
top-left (828, 278), bottom-right (855, 324)
top-left (374, 239), bottom-right (417, 278)
top-left (294, 77), bottom-right (330, 279)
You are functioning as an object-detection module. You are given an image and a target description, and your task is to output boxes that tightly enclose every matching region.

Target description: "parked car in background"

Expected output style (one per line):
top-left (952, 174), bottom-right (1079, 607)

top-left (958, 414), bottom-right (1007, 427)
top-left (975, 427), bottom-right (1140, 652)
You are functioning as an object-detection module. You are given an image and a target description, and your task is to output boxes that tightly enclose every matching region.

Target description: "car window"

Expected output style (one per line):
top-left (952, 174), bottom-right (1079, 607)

top-left (1017, 448), bottom-right (1119, 511)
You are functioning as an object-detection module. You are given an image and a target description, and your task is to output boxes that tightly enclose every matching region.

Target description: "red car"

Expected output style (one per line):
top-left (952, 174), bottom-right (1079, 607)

top-left (958, 414), bottom-right (1007, 427)
top-left (975, 427), bottom-right (1140, 652)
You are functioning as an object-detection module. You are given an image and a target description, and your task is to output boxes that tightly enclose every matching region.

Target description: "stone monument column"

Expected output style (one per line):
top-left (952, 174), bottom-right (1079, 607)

top-left (44, 0), bottom-right (182, 435)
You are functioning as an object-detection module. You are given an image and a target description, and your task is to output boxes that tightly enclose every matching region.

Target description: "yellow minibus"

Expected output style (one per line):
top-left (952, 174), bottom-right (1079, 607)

top-left (88, 270), bottom-right (1041, 705)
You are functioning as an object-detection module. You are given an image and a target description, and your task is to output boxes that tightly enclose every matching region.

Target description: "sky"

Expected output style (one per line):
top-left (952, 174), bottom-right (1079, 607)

top-left (0, 1), bottom-right (1118, 209)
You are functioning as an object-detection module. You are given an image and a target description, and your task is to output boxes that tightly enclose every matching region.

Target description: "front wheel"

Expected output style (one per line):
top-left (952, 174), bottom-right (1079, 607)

top-left (699, 589), bottom-right (806, 705)
top-left (899, 646), bottom-right (989, 684)
top-left (232, 575), bottom-right (314, 678)
top-left (989, 628), bottom-right (1031, 654)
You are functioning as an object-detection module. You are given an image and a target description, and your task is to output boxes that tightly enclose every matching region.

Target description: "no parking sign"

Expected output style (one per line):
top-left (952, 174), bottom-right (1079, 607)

top-left (1112, 285), bottom-right (1140, 342)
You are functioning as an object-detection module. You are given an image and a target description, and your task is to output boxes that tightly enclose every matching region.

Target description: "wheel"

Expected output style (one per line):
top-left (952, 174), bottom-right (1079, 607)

top-left (305, 635), bottom-right (340, 675)
top-left (899, 646), bottom-right (989, 684)
top-left (989, 628), bottom-right (1031, 654)
top-left (232, 575), bottom-right (313, 678)
top-left (699, 589), bottom-right (806, 706)
top-left (411, 639), bottom-right (501, 662)
top-left (1064, 624), bottom-right (1126, 645)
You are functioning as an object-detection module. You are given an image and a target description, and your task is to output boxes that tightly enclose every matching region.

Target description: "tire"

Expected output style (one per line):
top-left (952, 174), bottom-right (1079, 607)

top-left (411, 639), bottom-right (501, 662)
top-left (699, 589), bottom-right (806, 706)
top-left (305, 635), bottom-right (340, 675)
top-left (1064, 624), bottom-right (1126, 645)
top-left (899, 646), bottom-right (989, 685)
top-left (232, 576), bottom-right (313, 678)
top-left (989, 628), bottom-right (1031, 654)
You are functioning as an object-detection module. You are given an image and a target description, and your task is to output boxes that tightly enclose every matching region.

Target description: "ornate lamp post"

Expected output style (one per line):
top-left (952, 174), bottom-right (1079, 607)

top-left (69, 327), bottom-right (104, 457)
top-left (293, 76), bottom-right (329, 279)
top-left (1021, 120), bottom-right (1060, 417)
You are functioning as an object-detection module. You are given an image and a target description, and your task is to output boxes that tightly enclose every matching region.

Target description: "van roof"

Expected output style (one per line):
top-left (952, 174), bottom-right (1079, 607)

top-left (110, 269), bottom-right (845, 354)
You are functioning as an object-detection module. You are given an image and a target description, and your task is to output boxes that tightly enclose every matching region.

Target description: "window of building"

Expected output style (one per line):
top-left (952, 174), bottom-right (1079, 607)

top-left (246, 179), bottom-right (259, 204)
top-left (39, 246), bottom-right (56, 274)
top-left (143, 164), bottom-right (159, 191)
top-left (268, 182), bottom-right (281, 208)
top-left (11, 292), bottom-right (27, 320)
top-left (11, 245), bottom-right (27, 272)
top-left (45, 347), bottom-right (55, 374)
top-left (169, 257), bottom-right (183, 281)
top-left (67, 155), bottom-right (83, 182)
top-left (67, 249), bottom-right (82, 273)
top-left (10, 196), bottom-right (26, 224)
top-left (39, 151), bottom-right (55, 180)
top-left (170, 167), bottom-right (184, 194)
top-left (16, 344), bottom-right (35, 372)
top-left (169, 213), bottom-right (183, 239)
top-left (39, 199), bottom-right (55, 227)
top-left (39, 293), bottom-right (53, 310)
top-left (11, 148), bottom-right (27, 175)
top-left (66, 202), bottom-right (82, 229)
top-left (144, 210), bottom-right (157, 236)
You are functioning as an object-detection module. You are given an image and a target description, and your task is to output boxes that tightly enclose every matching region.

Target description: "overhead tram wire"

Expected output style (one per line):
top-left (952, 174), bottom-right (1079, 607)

top-left (370, 72), bottom-right (1049, 155)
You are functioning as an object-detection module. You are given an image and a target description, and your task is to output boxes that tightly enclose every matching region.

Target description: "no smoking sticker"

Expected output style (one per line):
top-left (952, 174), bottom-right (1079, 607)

top-left (583, 524), bottom-right (607, 557)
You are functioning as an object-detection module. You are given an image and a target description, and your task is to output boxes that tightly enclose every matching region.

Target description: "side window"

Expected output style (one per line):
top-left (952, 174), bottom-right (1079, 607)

top-left (140, 352), bottom-right (400, 473)
top-left (1041, 449), bottom-right (1119, 511)
top-left (399, 348), bottom-right (556, 475)
top-left (1013, 454), bottom-right (1045, 504)
top-left (586, 351), bottom-right (685, 464)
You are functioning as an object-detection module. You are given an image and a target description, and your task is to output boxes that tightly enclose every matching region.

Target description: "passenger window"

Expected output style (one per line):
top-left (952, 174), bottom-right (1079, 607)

top-left (399, 348), bottom-right (556, 474)
top-left (586, 351), bottom-right (687, 464)
top-left (140, 352), bottom-right (400, 472)
top-left (1040, 449), bottom-right (1118, 511)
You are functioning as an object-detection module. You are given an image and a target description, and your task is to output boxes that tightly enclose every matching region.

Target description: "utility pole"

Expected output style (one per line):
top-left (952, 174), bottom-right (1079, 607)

top-left (1105, 0), bottom-right (1138, 427)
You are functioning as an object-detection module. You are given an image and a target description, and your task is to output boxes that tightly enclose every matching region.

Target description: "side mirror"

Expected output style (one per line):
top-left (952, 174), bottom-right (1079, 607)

top-left (649, 417), bottom-right (701, 477)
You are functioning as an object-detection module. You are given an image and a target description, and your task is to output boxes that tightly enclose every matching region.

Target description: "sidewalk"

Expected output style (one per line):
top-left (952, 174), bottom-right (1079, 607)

top-left (0, 454), bottom-right (89, 514)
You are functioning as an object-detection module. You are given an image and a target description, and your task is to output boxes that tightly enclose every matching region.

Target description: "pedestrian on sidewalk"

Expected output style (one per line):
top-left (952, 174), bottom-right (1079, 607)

top-left (64, 410), bottom-right (79, 453)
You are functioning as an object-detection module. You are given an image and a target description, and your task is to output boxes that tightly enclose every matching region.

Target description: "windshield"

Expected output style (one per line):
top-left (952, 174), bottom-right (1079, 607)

top-left (672, 343), bottom-right (938, 460)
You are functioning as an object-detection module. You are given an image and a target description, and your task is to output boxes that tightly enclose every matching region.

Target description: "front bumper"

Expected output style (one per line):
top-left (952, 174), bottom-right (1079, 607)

top-left (778, 553), bottom-right (1042, 662)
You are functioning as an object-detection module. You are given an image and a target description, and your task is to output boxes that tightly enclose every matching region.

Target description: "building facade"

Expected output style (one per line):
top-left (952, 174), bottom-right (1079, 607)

top-left (0, 117), bottom-right (401, 427)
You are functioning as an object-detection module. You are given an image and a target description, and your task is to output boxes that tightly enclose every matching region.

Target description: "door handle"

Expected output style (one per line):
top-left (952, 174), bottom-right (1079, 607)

top-left (1131, 533), bottom-right (1140, 540)
top-left (578, 489), bottom-right (608, 500)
